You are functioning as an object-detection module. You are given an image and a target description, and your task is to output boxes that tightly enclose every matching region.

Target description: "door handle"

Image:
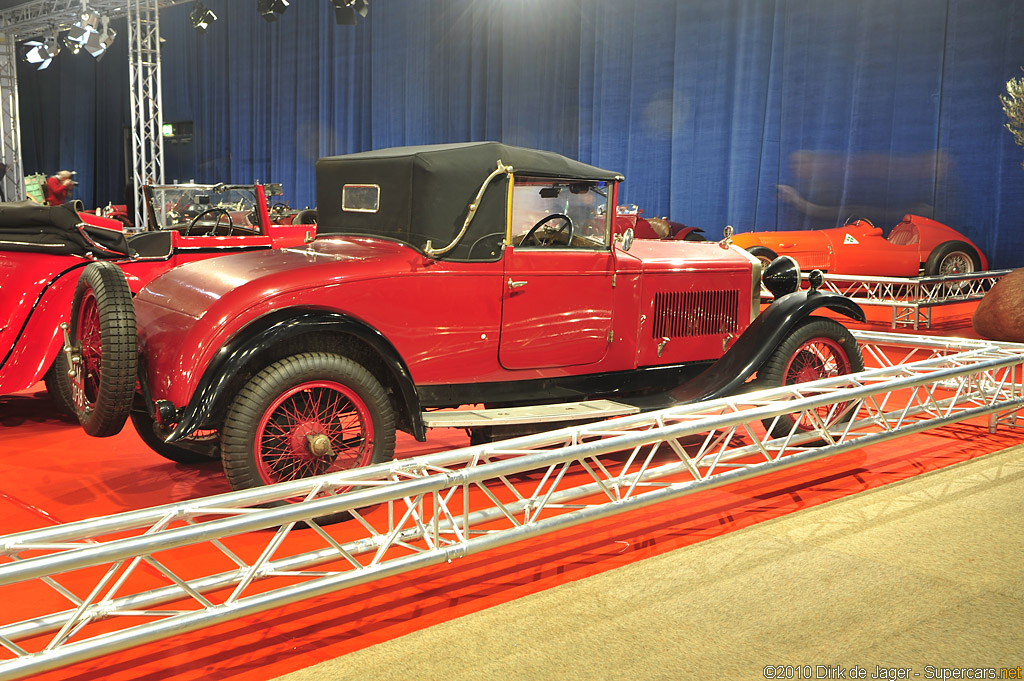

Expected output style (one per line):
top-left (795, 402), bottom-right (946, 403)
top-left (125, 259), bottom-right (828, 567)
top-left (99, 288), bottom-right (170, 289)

top-left (507, 278), bottom-right (527, 290)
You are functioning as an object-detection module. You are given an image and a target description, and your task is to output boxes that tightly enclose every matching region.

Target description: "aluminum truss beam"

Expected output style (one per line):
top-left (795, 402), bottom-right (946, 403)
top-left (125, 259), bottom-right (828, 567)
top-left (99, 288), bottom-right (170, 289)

top-left (811, 270), bottom-right (1010, 330)
top-left (0, 331), bottom-right (1023, 680)
top-left (126, 0), bottom-right (163, 230)
top-left (0, 34), bottom-right (22, 203)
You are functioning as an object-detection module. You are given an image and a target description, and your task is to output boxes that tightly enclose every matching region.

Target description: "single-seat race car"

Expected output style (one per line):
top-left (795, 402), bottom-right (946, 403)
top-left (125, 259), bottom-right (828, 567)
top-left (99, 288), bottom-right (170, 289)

top-left (732, 215), bottom-right (988, 277)
top-left (64, 142), bottom-right (866, 511)
top-left (0, 182), bottom-right (316, 417)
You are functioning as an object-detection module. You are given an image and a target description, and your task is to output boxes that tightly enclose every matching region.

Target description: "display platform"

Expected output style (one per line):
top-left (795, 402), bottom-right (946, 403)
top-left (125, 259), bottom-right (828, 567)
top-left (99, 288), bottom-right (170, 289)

top-left (0, 319), bottom-right (1020, 681)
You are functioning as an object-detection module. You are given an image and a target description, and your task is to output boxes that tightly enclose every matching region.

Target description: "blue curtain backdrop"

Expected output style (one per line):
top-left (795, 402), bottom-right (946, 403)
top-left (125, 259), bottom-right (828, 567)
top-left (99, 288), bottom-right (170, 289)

top-left (16, 0), bottom-right (1024, 269)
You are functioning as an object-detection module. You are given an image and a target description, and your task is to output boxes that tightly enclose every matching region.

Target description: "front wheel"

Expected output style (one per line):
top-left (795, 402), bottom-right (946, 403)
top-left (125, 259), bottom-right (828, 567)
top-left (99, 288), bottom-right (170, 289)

top-left (754, 317), bottom-right (864, 436)
top-left (221, 353), bottom-right (396, 520)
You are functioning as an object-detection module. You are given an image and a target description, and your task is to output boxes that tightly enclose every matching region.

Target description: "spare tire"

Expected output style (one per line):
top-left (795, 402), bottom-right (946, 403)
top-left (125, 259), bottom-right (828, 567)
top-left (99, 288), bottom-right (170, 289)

top-left (68, 261), bottom-right (137, 437)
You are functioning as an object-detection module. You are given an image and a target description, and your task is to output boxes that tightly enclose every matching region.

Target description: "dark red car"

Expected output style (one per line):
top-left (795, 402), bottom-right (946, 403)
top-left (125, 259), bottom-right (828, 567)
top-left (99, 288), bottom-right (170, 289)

top-left (68, 143), bottom-right (865, 497)
top-left (0, 183), bottom-right (315, 416)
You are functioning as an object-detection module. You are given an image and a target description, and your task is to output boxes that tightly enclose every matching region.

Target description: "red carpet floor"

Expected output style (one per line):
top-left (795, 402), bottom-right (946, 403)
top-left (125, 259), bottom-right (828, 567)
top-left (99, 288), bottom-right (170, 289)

top-left (1, 306), bottom-right (1017, 681)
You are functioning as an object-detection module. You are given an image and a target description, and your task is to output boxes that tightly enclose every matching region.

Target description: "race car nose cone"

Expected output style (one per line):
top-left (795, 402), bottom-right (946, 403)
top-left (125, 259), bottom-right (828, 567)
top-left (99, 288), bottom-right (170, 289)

top-left (762, 255), bottom-right (801, 298)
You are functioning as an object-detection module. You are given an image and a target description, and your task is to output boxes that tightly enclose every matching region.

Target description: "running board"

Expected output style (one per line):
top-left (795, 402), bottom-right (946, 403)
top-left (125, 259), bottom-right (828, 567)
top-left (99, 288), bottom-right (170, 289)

top-left (422, 399), bottom-right (640, 429)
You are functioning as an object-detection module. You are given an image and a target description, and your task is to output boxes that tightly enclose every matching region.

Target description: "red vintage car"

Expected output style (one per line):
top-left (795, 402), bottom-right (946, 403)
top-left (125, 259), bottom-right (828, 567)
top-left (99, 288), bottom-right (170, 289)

top-left (732, 215), bottom-right (988, 277)
top-left (66, 142), bottom-right (865, 501)
top-left (0, 182), bottom-right (315, 417)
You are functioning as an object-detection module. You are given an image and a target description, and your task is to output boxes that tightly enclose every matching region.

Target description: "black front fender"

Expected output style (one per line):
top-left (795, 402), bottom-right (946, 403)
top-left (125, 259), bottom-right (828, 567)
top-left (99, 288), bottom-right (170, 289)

top-left (668, 289), bottom-right (865, 403)
top-left (165, 310), bottom-right (424, 442)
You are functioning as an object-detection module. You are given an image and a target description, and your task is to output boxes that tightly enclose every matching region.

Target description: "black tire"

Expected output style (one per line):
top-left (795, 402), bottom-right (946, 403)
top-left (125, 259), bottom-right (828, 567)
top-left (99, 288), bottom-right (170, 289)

top-left (68, 261), bottom-right (137, 437)
top-left (754, 316), bottom-right (864, 437)
top-left (130, 410), bottom-right (220, 464)
top-left (924, 240), bottom-right (981, 277)
top-left (44, 352), bottom-right (76, 416)
top-left (747, 246), bottom-right (779, 267)
top-left (221, 352), bottom-right (396, 522)
top-left (294, 209), bottom-right (317, 225)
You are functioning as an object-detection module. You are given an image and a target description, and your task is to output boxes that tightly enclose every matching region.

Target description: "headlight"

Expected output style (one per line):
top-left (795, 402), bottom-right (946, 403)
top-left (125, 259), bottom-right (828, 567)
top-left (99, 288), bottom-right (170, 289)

top-left (762, 255), bottom-right (800, 298)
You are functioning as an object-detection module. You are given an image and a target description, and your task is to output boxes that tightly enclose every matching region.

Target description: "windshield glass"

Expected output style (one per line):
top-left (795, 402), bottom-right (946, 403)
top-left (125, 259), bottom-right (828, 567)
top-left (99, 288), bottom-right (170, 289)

top-left (511, 178), bottom-right (610, 248)
top-left (147, 184), bottom-right (261, 231)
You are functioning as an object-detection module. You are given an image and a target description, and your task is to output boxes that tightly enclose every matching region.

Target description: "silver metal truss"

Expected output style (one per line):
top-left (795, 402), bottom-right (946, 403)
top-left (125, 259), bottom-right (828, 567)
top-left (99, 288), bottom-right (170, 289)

top-left (812, 270), bottom-right (1010, 330)
top-left (126, 0), bottom-right (164, 230)
top-left (1, 330), bottom-right (1023, 680)
top-left (0, 34), bottom-right (22, 203)
top-left (0, 1), bottom-right (132, 40)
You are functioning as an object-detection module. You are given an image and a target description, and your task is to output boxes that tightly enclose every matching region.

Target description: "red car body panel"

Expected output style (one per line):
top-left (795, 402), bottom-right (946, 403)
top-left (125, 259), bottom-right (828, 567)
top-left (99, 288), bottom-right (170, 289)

top-left (0, 185), bottom-right (315, 396)
top-left (732, 215), bottom-right (988, 276)
top-left (133, 232), bottom-right (757, 411)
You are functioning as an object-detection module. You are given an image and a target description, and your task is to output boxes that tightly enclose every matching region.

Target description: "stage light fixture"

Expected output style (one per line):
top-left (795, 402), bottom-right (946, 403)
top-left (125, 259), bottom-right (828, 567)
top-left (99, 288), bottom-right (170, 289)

top-left (332, 0), bottom-right (368, 26)
top-left (22, 33), bottom-right (60, 70)
top-left (190, 2), bottom-right (218, 33)
top-left (83, 16), bottom-right (115, 59)
top-left (258, 0), bottom-right (289, 22)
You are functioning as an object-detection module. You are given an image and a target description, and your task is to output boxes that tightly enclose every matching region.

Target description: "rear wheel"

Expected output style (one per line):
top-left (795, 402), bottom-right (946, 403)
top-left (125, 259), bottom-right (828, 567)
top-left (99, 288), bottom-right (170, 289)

top-left (924, 240), bottom-right (981, 277)
top-left (221, 352), bottom-right (396, 522)
top-left (755, 317), bottom-right (864, 436)
top-left (44, 353), bottom-right (75, 416)
top-left (68, 261), bottom-right (136, 437)
top-left (746, 246), bottom-right (778, 268)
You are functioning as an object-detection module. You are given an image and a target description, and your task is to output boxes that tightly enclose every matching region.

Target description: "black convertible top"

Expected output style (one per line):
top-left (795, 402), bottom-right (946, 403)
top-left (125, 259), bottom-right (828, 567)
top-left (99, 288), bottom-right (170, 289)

top-left (315, 142), bottom-right (622, 260)
top-left (0, 200), bottom-right (130, 257)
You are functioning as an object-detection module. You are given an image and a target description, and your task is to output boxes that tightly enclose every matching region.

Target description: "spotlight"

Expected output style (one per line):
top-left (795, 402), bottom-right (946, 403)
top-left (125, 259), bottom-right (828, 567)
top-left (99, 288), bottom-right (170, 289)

top-left (190, 2), bottom-right (218, 34)
top-left (81, 16), bottom-right (115, 59)
top-left (22, 33), bottom-right (60, 70)
top-left (332, 0), bottom-right (368, 25)
top-left (64, 8), bottom-right (101, 54)
top-left (258, 0), bottom-right (289, 22)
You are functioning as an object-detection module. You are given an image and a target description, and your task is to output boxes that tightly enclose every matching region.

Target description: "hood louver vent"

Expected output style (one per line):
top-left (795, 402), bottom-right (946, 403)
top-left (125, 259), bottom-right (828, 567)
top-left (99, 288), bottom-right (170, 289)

top-left (652, 290), bottom-right (739, 338)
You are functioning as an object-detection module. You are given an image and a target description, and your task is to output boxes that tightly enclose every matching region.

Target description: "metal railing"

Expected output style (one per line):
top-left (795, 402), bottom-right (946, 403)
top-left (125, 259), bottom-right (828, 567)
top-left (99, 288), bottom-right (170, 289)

top-left (813, 271), bottom-right (1009, 330)
top-left (0, 330), bottom-right (1022, 680)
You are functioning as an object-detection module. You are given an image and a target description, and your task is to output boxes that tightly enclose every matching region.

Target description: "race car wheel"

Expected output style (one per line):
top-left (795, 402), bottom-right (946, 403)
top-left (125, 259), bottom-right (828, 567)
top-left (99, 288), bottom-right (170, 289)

top-left (131, 410), bottom-right (220, 464)
top-left (68, 261), bottom-right (137, 437)
top-left (746, 246), bottom-right (778, 268)
top-left (44, 352), bottom-right (75, 416)
top-left (924, 240), bottom-right (981, 277)
top-left (755, 316), bottom-right (864, 437)
top-left (221, 353), bottom-right (396, 519)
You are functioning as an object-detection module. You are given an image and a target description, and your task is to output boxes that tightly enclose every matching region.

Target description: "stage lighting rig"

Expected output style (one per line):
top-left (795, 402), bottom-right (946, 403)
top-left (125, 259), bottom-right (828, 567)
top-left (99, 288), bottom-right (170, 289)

top-left (21, 33), bottom-right (60, 70)
top-left (190, 2), bottom-right (218, 33)
top-left (332, 0), bottom-right (369, 26)
top-left (62, 3), bottom-right (115, 59)
top-left (258, 0), bottom-right (290, 22)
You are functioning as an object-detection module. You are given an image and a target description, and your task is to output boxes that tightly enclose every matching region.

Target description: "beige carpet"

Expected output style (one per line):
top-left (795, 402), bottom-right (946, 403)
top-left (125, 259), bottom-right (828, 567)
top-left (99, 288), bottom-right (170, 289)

top-left (274, 443), bottom-right (1024, 681)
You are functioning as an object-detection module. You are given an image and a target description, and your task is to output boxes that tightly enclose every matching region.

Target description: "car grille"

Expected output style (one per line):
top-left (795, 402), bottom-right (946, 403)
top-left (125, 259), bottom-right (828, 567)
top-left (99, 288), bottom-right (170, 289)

top-left (652, 290), bottom-right (739, 338)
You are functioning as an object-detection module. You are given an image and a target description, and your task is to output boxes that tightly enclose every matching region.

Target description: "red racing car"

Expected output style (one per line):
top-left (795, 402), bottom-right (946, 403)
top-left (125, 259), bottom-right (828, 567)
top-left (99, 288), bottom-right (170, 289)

top-left (0, 182), bottom-right (315, 414)
top-left (732, 215), bottom-right (988, 277)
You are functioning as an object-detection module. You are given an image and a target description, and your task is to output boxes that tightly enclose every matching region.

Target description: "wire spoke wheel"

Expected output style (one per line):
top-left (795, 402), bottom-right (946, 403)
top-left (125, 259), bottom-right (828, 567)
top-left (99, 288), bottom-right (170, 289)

top-left (67, 261), bottom-right (137, 437)
top-left (221, 352), bottom-right (396, 524)
top-left (755, 316), bottom-right (864, 436)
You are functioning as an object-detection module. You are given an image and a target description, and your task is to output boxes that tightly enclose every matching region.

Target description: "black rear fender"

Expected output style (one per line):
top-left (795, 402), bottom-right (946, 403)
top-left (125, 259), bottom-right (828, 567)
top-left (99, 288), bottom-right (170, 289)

top-left (163, 310), bottom-right (424, 442)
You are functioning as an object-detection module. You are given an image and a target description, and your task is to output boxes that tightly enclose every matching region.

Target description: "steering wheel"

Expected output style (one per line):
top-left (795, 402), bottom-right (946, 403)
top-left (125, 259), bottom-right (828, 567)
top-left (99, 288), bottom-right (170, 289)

top-left (185, 207), bottom-right (234, 236)
top-left (522, 213), bottom-right (574, 247)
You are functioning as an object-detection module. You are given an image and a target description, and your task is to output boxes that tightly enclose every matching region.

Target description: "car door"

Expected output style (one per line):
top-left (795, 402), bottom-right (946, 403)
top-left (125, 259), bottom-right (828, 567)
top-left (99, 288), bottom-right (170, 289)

top-left (498, 178), bottom-right (615, 370)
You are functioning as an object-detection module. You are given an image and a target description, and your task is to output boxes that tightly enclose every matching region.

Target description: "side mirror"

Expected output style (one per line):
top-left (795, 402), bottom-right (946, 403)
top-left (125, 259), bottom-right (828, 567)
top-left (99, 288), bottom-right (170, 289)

top-left (266, 183), bottom-right (284, 197)
top-left (617, 227), bottom-right (634, 252)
